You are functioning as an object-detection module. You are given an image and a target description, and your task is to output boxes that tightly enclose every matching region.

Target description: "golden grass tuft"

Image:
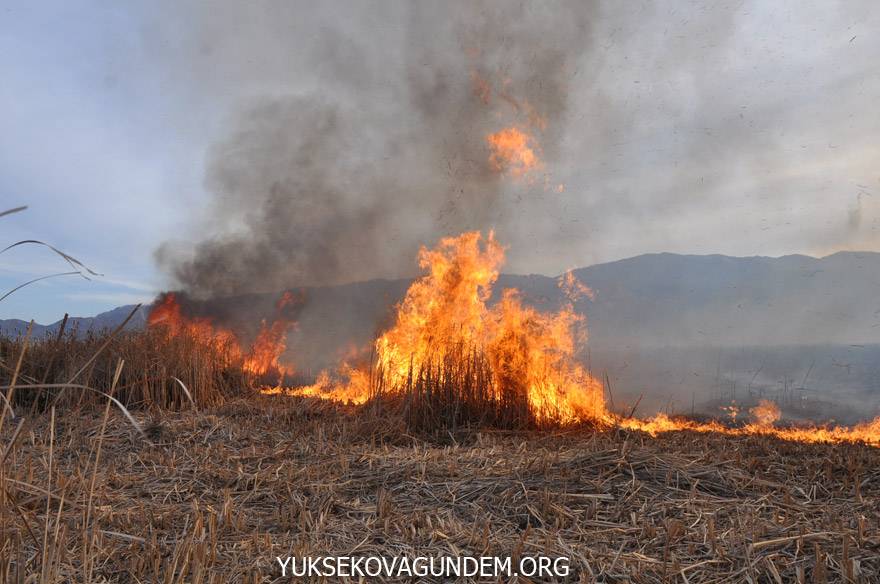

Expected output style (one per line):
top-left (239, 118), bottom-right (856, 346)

top-left (0, 323), bottom-right (252, 413)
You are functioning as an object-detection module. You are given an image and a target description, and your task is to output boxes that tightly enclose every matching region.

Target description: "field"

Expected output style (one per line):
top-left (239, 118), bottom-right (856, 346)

top-left (2, 392), bottom-right (878, 583)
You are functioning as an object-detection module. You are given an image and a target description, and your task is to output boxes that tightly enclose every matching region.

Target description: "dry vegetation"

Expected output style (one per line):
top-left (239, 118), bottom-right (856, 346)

top-left (0, 320), bottom-right (878, 582)
top-left (0, 321), bottom-right (248, 413)
top-left (1, 387), bottom-right (879, 582)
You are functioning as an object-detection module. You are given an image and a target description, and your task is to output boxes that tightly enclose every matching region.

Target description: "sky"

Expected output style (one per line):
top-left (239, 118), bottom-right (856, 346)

top-left (1, 1), bottom-right (878, 323)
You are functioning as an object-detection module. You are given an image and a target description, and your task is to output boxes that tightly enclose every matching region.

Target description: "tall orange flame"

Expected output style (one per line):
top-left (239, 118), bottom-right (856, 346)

top-left (278, 231), bottom-right (605, 423)
top-left (242, 291), bottom-right (296, 377)
top-left (270, 232), bottom-right (880, 447)
top-left (147, 293), bottom-right (238, 351)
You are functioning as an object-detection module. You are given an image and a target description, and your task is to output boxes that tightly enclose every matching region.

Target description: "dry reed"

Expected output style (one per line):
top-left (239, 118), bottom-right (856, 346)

top-left (1, 394), bottom-right (877, 583)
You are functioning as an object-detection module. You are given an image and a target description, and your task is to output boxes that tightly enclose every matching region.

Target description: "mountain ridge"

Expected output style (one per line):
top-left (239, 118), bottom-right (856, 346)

top-left (1, 251), bottom-right (878, 352)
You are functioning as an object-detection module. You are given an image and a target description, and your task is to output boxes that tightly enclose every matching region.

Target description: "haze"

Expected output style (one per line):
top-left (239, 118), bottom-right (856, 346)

top-left (1, 1), bottom-right (878, 322)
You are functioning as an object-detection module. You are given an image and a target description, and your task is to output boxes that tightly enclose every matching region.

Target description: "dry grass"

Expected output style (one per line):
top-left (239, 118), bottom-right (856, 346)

top-left (0, 324), bottom-right (252, 412)
top-left (1, 394), bottom-right (877, 583)
top-left (377, 344), bottom-right (538, 437)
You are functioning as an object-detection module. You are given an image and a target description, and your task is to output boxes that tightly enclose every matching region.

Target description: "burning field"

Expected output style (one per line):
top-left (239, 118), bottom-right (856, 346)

top-left (2, 3), bottom-right (880, 582)
top-left (146, 229), bottom-right (880, 449)
top-left (2, 91), bottom-right (879, 578)
top-left (2, 230), bottom-right (880, 583)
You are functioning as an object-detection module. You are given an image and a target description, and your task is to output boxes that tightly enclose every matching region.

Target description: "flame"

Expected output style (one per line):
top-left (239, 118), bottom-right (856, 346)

top-left (276, 231), bottom-right (605, 422)
top-left (720, 404), bottom-right (739, 421)
top-left (620, 412), bottom-right (880, 447)
top-left (273, 367), bottom-right (371, 405)
top-left (149, 292), bottom-right (295, 378)
top-left (147, 293), bottom-right (238, 351)
top-left (558, 270), bottom-right (595, 302)
top-left (242, 292), bottom-right (296, 377)
top-left (376, 231), bottom-right (604, 422)
top-left (486, 127), bottom-right (540, 177)
top-left (749, 399), bottom-right (781, 426)
top-left (261, 232), bottom-right (880, 447)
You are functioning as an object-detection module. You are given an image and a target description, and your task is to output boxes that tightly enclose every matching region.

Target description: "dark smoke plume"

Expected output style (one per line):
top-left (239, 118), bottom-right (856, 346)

top-left (155, 2), bottom-right (596, 298)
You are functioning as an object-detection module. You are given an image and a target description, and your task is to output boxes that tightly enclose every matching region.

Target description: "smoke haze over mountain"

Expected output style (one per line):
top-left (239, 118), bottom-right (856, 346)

top-left (154, 2), bottom-right (600, 297)
top-left (150, 1), bottom-right (880, 299)
top-left (2, 1), bottom-right (879, 323)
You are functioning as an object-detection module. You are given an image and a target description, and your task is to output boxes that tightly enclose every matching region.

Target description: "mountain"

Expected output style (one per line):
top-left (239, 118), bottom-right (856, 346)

top-left (0, 304), bottom-right (149, 338)
top-left (572, 250), bottom-right (880, 348)
top-left (2, 252), bottom-right (878, 417)
top-left (3, 251), bottom-right (878, 348)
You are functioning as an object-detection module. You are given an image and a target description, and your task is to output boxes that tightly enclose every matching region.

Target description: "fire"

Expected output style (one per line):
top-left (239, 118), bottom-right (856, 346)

top-left (750, 399), bottom-right (781, 426)
top-left (279, 231), bottom-right (605, 423)
top-left (558, 270), bottom-right (595, 302)
top-left (375, 231), bottom-right (605, 422)
top-left (486, 127), bottom-right (540, 177)
top-left (620, 412), bottom-right (880, 447)
top-left (242, 292), bottom-right (296, 377)
top-left (147, 293), bottom-right (238, 351)
top-left (721, 404), bottom-right (740, 421)
top-left (149, 292), bottom-right (295, 378)
top-left (268, 367), bottom-right (371, 405)
top-left (262, 231), bottom-right (880, 447)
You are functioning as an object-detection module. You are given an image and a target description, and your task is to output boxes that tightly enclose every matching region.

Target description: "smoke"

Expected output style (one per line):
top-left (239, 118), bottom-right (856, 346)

top-left (153, 1), bottom-right (880, 293)
top-left (155, 2), bottom-right (596, 298)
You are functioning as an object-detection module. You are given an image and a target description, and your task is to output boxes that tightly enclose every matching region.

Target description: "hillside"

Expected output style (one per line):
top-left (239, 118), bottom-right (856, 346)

top-left (3, 251), bottom-right (878, 415)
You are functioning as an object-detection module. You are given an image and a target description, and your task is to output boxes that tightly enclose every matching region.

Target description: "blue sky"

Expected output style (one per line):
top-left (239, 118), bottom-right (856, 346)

top-left (2, 1), bottom-right (878, 323)
top-left (0, 2), bottom-right (203, 322)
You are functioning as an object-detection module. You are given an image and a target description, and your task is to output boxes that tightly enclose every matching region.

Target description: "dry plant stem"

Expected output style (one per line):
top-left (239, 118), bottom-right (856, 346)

top-left (51, 303), bottom-right (142, 407)
top-left (0, 418), bottom-right (25, 466)
top-left (0, 320), bottom-right (31, 435)
top-left (1, 317), bottom-right (251, 411)
top-left (0, 206), bottom-right (27, 219)
top-left (0, 272), bottom-right (82, 303)
top-left (83, 358), bottom-right (124, 583)
top-left (2, 397), bottom-right (877, 583)
top-left (40, 406), bottom-right (55, 583)
top-left (32, 313), bottom-right (68, 416)
top-left (1, 383), bottom-right (148, 440)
